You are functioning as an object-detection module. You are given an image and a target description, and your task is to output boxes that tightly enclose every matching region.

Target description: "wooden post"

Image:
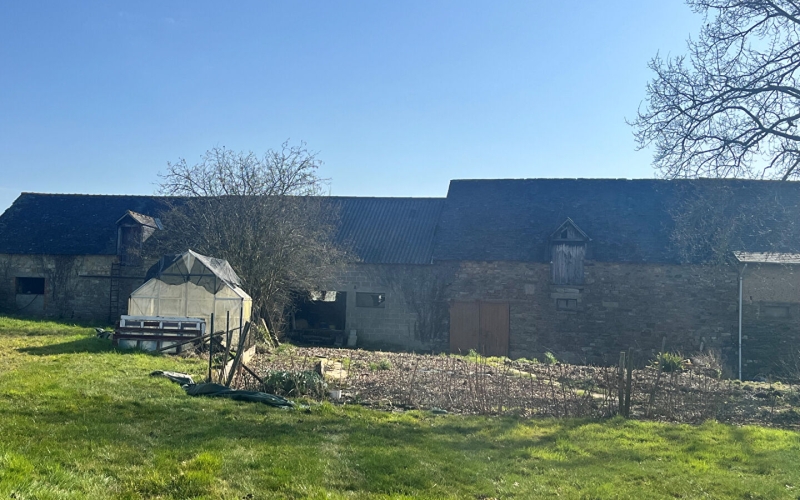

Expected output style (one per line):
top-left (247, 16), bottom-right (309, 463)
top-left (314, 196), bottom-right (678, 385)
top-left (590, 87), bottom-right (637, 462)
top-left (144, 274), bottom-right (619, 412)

top-left (624, 348), bottom-right (633, 418)
top-left (225, 321), bottom-right (250, 387)
top-left (618, 351), bottom-right (626, 416)
top-left (647, 338), bottom-right (667, 417)
top-left (207, 313), bottom-right (215, 383)
top-left (219, 311), bottom-right (232, 384)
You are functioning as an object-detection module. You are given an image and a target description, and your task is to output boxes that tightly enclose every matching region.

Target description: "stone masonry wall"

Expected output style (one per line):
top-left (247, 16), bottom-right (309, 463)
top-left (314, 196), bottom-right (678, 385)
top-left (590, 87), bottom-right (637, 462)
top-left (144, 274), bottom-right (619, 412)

top-left (741, 263), bottom-right (800, 377)
top-left (0, 254), bottom-right (150, 322)
top-left (449, 260), bottom-right (748, 371)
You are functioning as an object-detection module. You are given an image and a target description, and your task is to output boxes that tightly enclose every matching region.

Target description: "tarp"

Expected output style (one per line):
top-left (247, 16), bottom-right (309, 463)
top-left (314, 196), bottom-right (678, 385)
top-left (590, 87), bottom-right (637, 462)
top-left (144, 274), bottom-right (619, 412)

top-left (184, 383), bottom-right (295, 409)
top-left (151, 371), bottom-right (295, 409)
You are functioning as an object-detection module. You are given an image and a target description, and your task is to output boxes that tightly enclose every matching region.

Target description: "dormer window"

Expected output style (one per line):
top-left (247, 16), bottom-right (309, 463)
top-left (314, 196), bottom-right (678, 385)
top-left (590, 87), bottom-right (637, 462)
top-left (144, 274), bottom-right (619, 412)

top-left (116, 211), bottom-right (162, 266)
top-left (550, 218), bottom-right (590, 285)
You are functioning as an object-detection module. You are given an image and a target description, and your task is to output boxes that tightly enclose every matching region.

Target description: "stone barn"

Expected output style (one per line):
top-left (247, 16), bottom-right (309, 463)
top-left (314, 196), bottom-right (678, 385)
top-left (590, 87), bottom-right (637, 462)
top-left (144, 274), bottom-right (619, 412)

top-left (2, 178), bottom-right (800, 377)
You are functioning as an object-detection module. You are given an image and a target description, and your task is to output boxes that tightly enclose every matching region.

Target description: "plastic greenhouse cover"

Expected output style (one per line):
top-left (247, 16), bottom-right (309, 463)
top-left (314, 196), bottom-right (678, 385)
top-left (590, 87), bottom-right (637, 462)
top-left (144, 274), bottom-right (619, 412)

top-left (144, 250), bottom-right (244, 295)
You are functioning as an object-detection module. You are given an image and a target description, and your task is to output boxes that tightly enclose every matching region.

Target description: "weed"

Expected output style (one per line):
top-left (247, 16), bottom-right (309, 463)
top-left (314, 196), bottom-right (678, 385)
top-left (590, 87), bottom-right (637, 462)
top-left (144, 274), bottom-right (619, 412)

top-left (261, 370), bottom-right (326, 398)
top-left (275, 343), bottom-right (297, 355)
top-left (654, 352), bottom-right (684, 372)
top-left (369, 359), bottom-right (392, 371)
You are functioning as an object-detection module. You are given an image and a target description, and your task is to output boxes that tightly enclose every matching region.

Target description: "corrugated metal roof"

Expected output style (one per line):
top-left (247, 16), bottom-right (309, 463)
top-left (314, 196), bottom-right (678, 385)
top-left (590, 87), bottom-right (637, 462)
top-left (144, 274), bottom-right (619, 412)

top-left (330, 197), bottom-right (444, 264)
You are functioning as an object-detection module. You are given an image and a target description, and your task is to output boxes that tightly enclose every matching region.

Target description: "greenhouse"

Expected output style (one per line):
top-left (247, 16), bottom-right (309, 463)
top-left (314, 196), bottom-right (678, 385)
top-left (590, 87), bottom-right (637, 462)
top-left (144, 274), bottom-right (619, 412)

top-left (128, 250), bottom-right (252, 332)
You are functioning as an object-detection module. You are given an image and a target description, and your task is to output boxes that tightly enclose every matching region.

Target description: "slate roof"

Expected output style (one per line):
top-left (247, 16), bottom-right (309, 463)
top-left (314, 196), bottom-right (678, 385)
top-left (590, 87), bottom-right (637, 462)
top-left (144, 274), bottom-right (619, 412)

top-left (432, 178), bottom-right (800, 263)
top-left (0, 194), bottom-right (171, 255)
top-left (733, 252), bottom-right (800, 264)
top-left (0, 193), bottom-right (444, 265)
top-left (5, 179), bottom-right (800, 265)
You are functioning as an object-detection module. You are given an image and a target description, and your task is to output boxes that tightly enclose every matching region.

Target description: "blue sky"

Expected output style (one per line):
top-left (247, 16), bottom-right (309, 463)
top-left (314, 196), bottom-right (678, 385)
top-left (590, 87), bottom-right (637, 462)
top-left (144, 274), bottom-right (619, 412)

top-left (0, 1), bottom-right (700, 213)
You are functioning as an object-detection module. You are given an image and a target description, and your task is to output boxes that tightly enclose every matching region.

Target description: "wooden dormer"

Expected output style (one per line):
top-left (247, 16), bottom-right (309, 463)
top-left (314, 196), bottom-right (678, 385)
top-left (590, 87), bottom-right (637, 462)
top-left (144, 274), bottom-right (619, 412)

top-left (550, 218), bottom-right (590, 244)
top-left (550, 218), bottom-right (590, 285)
top-left (116, 211), bottom-right (162, 266)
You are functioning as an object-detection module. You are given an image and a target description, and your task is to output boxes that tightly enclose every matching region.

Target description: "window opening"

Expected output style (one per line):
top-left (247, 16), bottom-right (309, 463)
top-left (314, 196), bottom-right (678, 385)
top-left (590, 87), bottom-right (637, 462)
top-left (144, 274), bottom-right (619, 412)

top-left (356, 292), bottom-right (386, 308)
top-left (16, 277), bottom-right (45, 295)
top-left (556, 298), bottom-right (578, 311)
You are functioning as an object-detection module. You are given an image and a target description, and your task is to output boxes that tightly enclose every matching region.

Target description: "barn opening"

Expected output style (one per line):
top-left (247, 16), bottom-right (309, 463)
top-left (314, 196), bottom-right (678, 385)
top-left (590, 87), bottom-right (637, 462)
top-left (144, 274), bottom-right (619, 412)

top-left (291, 291), bottom-right (347, 345)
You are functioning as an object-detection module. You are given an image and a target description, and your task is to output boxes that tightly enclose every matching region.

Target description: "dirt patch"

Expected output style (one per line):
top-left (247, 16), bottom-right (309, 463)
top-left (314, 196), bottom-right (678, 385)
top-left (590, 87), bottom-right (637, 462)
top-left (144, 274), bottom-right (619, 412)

top-left (243, 346), bottom-right (800, 428)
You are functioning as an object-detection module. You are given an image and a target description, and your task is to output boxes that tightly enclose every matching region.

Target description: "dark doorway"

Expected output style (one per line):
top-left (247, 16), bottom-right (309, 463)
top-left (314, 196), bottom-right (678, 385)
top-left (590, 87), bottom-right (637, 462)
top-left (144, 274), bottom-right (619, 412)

top-left (290, 291), bottom-right (347, 345)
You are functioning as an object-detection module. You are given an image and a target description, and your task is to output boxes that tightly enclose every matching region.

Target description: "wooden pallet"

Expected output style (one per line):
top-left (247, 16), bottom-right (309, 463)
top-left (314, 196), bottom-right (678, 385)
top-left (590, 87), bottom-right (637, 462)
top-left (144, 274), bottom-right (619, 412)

top-left (114, 315), bottom-right (206, 354)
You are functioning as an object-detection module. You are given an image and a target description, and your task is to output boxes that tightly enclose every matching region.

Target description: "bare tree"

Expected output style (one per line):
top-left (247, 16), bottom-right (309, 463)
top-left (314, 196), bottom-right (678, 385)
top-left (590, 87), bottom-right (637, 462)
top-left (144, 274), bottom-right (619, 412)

top-left (667, 180), bottom-right (800, 263)
top-left (632, 1), bottom-right (800, 181)
top-left (378, 263), bottom-right (457, 346)
top-left (150, 142), bottom-right (348, 333)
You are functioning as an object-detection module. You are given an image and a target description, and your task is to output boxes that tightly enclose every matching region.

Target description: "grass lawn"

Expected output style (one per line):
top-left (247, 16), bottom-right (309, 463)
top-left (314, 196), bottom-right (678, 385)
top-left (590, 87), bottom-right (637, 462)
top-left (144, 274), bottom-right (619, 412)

top-left (1, 316), bottom-right (800, 499)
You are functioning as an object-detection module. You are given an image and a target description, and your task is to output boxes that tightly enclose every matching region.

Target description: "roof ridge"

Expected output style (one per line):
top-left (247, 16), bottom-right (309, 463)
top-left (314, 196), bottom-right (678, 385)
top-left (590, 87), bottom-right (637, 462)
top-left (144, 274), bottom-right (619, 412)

top-left (20, 192), bottom-right (168, 198)
top-left (448, 178), bottom-right (800, 183)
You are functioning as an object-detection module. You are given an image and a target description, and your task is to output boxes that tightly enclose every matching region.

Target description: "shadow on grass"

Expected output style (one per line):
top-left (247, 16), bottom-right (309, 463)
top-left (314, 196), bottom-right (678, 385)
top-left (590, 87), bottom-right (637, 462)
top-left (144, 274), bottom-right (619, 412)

top-left (18, 336), bottom-right (121, 356)
top-left (0, 314), bottom-right (111, 334)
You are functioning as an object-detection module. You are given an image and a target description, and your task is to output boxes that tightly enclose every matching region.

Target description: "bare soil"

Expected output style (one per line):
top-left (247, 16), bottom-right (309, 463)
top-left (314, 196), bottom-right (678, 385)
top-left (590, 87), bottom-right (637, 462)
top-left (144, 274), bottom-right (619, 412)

top-left (244, 346), bottom-right (800, 429)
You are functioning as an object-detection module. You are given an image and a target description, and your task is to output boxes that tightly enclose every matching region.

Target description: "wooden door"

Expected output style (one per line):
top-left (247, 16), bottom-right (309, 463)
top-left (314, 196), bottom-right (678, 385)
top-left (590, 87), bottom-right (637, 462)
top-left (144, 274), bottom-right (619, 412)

top-left (449, 301), bottom-right (509, 356)
top-left (479, 301), bottom-right (509, 357)
top-left (449, 301), bottom-right (480, 354)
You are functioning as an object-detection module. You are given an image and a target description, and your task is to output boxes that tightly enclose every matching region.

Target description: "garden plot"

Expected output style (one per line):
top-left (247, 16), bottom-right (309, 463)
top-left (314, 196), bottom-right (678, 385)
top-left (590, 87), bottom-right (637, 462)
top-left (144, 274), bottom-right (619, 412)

top-left (245, 346), bottom-right (800, 428)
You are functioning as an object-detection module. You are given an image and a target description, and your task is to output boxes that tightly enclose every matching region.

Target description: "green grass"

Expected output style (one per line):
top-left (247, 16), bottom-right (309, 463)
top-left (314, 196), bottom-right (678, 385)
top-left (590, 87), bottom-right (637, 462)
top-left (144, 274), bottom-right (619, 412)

top-left (1, 315), bottom-right (800, 499)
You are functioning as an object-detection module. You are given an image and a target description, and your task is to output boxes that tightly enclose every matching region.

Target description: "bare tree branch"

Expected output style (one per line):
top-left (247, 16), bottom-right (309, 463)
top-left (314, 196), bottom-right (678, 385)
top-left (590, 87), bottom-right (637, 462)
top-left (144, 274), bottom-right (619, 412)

top-left (631, 0), bottom-right (800, 180)
top-left (149, 142), bottom-right (347, 333)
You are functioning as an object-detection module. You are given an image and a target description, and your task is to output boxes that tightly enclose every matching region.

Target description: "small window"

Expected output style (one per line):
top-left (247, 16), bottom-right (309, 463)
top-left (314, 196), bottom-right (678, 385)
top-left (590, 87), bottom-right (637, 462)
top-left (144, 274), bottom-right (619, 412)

top-left (356, 292), bottom-right (385, 308)
top-left (16, 277), bottom-right (45, 295)
top-left (556, 298), bottom-right (578, 311)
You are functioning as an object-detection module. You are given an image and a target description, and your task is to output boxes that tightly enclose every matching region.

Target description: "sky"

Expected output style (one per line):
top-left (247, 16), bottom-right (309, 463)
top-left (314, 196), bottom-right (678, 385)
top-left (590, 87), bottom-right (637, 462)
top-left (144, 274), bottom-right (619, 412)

top-left (0, 1), bottom-right (702, 214)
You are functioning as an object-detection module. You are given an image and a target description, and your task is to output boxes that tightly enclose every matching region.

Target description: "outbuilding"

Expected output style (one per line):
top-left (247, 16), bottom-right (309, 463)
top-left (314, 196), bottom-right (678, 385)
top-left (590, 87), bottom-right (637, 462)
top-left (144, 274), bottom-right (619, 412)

top-left (128, 250), bottom-right (252, 331)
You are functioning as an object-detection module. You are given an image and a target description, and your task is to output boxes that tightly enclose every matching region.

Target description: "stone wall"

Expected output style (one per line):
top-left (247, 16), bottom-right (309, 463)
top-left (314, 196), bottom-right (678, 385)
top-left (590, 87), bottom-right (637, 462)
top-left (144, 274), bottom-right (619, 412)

top-left (0, 254), bottom-right (149, 322)
top-left (449, 259), bottom-right (800, 377)
top-left (741, 263), bottom-right (800, 376)
top-left (447, 260), bottom-right (773, 373)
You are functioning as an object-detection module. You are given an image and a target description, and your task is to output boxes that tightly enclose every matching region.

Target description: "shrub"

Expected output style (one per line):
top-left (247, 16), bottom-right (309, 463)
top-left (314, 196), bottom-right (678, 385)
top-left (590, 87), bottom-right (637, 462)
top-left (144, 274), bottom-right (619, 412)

top-left (262, 370), bottom-right (326, 398)
top-left (654, 352), bottom-right (684, 372)
top-left (544, 351), bottom-right (558, 365)
top-left (691, 349), bottom-right (729, 379)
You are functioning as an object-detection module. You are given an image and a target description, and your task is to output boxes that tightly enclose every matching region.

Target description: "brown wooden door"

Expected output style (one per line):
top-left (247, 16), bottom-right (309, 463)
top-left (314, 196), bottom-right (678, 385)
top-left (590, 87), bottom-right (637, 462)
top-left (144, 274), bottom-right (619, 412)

top-left (479, 301), bottom-right (509, 357)
top-left (449, 301), bottom-right (480, 355)
top-left (449, 301), bottom-right (509, 356)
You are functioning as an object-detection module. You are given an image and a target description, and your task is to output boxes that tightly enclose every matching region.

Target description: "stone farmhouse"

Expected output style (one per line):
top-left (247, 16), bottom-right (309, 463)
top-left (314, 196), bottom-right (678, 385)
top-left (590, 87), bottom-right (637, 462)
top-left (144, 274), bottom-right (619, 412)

top-left (1, 178), bottom-right (799, 378)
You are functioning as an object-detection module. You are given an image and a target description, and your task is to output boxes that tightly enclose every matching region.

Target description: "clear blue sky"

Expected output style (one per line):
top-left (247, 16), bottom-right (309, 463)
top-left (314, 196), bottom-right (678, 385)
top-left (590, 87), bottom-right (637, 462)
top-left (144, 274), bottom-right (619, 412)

top-left (0, 1), bottom-right (700, 213)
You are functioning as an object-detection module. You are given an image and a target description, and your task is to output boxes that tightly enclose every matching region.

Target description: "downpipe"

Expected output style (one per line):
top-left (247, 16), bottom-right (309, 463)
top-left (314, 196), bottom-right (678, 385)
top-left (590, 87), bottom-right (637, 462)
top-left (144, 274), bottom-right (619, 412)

top-left (738, 263), bottom-right (747, 381)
